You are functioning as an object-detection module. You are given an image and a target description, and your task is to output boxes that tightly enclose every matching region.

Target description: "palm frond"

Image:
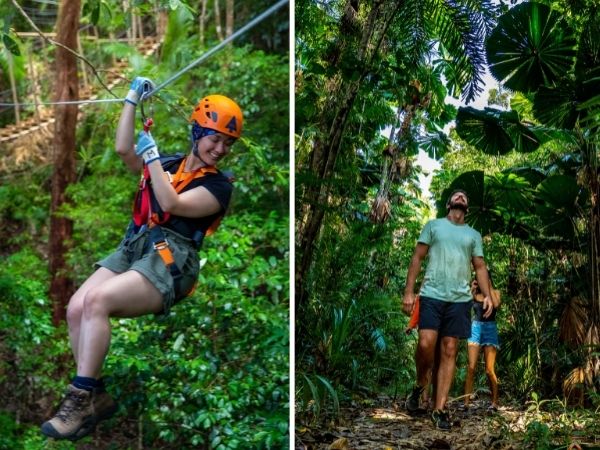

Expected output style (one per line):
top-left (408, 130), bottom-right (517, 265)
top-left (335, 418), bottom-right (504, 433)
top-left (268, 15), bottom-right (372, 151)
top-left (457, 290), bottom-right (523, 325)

top-left (395, 0), bottom-right (430, 67)
top-left (429, 0), bottom-right (496, 103)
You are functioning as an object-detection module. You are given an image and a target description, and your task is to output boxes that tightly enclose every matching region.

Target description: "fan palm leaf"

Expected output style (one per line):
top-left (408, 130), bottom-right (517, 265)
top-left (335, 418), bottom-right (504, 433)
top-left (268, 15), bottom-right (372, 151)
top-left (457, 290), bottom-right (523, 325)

top-left (486, 2), bottom-right (577, 93)
top-left (456, 106), bottom-right (541, 155)
top-left (535, 174), bottom-right (582, 242)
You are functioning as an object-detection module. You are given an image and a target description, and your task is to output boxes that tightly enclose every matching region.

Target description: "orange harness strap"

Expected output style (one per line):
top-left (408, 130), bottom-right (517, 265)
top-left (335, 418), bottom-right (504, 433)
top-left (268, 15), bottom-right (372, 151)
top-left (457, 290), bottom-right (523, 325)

top-left (148, 157), bottom-right (221, 292)
top-left (150, 157), bottom-right (218, 226)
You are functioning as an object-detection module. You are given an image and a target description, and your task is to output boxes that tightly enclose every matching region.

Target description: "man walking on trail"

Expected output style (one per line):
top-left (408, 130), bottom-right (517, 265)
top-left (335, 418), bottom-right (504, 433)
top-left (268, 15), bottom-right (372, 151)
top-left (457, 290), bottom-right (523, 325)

top-left (402, 189), bottom-right (493, 430)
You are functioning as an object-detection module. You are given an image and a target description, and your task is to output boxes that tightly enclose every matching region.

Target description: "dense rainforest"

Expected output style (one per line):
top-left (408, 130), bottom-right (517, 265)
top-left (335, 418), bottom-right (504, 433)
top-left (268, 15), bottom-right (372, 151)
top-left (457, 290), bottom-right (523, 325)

top-left (296, 0), bottom-right (599, 448)
top-left (0, 0), bottom-right (289, 448)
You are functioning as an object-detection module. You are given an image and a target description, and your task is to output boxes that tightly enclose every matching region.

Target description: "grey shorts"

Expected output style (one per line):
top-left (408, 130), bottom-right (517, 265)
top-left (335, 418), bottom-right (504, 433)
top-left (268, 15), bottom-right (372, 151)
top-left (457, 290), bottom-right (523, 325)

top-left (95, 226), bottom-right (200, 314)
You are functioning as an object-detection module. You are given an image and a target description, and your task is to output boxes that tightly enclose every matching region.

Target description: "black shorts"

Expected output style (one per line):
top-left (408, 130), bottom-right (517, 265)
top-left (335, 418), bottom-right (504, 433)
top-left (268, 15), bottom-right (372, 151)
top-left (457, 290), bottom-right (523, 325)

top-left (418, 296), bottom-right (472, 338)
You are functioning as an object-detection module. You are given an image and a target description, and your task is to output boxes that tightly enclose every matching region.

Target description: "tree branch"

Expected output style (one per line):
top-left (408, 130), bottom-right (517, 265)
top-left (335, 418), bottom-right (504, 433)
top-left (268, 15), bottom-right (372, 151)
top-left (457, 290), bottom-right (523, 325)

top-left (11, 0), bottom-right (118, 98)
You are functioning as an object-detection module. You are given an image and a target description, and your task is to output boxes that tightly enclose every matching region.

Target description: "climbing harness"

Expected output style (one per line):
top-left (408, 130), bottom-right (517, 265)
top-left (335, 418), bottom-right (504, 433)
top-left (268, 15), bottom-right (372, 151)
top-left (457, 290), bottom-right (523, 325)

top-left (133, 155), bottom-right (219, 229)
top-left (132, 155), bottom-right (231, 292)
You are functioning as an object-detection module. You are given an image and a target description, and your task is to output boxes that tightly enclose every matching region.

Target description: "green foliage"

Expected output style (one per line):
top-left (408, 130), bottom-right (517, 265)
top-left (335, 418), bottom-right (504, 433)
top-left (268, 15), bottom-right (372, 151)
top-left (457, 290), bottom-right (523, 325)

top-left (297, 372), bottom-right (340, 423)
top-left (486, 2), bottom-right (577, 93)
top-left (0, 3), bottom-right (289, 447)
top-left (523, 420), bottom-right (552, 450)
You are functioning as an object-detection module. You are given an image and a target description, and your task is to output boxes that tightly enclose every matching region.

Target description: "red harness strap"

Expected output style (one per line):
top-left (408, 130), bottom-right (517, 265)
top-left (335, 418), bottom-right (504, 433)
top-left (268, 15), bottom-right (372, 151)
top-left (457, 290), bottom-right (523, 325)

top-left (132, 156), bottom-right (218, 228)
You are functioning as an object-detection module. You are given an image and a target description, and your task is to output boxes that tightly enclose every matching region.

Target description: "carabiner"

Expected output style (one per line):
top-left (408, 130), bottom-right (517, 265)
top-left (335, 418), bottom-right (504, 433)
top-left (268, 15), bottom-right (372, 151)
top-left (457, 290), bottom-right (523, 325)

top-left (139, 89), bottom-right (154, 133)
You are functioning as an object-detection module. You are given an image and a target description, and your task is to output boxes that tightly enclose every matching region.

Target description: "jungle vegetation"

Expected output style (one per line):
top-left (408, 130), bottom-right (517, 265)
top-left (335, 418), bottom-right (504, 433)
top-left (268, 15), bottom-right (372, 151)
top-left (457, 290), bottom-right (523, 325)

top-left (0, 0), bottom-right (289, 448)
top-left (296, 0), bottom-right (599, 447)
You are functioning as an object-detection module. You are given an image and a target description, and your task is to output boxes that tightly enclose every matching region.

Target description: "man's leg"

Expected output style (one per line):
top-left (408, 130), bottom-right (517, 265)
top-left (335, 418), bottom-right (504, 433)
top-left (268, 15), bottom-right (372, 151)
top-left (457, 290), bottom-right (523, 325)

top-left (66, 268), bottom-right (120, 362)
top-left (464, 343), bottom-right (480, 406)
top-left (416, 329), bottom-right (438, 387)
top-left (407, 329), bottom-right (438, 411)
top-left (483, 346), bottom-right (499, 407)
top-left (434, 336), bottom-right (459, 411)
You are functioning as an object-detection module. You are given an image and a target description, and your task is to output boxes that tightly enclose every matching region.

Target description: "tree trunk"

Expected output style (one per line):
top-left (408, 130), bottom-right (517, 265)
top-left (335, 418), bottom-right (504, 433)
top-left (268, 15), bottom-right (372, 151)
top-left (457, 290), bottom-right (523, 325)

top-left (49, 0), bottom-right (80, 325)
top-left (588, 146), bottom-right (600, 326)
top-left (214, 0), bottom-right (224, 41)
top-left (226, 0), bottom-right (234, 37)
top-left (156, 5), bottom-right (168, 38)
top-left (296, 0), bottom-right (400, 309)
top-left (27, 50), bottom-right (41, 122)
top-left (199, 0), bottom-right (208, 46)
top-left (7, 52), bottom-right (20, 124)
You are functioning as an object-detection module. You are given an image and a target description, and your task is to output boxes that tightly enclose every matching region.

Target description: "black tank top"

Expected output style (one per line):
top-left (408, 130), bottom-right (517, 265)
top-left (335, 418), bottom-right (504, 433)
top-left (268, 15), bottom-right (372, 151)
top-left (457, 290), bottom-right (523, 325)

top-left (473, 300), bottom-right (497, 322)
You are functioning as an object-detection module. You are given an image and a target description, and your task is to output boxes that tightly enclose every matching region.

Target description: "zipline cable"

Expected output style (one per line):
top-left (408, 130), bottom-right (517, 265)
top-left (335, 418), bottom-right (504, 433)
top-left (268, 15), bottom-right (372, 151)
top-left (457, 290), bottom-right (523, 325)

top-left (146, 0), bottom-right (287, 99)
top-left (0, 0), bottom-right (288, 108)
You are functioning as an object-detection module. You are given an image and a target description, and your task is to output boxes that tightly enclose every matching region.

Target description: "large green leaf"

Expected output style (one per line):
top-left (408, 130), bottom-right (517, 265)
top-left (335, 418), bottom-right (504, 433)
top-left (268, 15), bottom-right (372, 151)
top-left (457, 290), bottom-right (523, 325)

top-left (505, 167), bottom-right (546, 188)
top-left (455, 107), bottom-right (540, 155)
top-left (455, 107), bottom-right (513, 155)
top-left (503, 113), bottom-right (541, 153)
top-left (486, 2), bottom-right (577, 93)
top-left (487, 172), bottom-right (534, 215)
top-left (534, 174), bottom-right (582, 241)
top-left (532, 73), bottom-right (600, 130)
top-left (417, 129), bottom-right (450, 160)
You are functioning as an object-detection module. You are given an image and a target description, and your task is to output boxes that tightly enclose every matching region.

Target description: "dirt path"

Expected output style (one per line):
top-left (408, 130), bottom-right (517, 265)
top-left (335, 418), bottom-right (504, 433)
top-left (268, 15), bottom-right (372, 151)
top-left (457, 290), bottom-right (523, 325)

top-left (296, 396), bottom-right (529, 450)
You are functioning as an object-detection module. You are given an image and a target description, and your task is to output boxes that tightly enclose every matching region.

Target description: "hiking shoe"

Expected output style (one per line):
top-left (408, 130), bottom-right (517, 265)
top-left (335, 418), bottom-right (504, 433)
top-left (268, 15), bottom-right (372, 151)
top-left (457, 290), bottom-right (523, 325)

top-left (41, 384), bottom-right (96, 440)
top-left (93, 389), bottom-right (118, 423)
top-left (431, 409), bottom-right (451, 430)
top-left (406, 385), bottom-right (425, 412)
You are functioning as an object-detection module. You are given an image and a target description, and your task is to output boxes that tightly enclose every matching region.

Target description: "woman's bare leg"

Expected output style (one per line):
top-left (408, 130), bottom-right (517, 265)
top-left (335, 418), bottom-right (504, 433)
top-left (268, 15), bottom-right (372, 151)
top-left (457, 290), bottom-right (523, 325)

top-left (66, 268), bottom-right (120, 362)
top-left (483, 346), bottom-right (499, 407)
top-left (76, 270), bottom-right (164, 378)
top-left (464, 343), bottom-right (480, 406)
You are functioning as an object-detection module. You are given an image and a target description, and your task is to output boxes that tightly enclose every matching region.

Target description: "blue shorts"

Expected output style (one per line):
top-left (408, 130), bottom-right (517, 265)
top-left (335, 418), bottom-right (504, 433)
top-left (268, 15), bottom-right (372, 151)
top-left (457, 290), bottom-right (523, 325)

top-left (418, 296), bottom-right (472, 338)
top-left (468, 321), bottom-right (500, 348)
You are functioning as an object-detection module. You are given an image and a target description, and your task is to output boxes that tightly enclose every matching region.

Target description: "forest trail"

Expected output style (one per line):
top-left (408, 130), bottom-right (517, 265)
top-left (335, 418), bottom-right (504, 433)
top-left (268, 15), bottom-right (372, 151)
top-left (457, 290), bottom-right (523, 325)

top-left (295, 395), bottom-right (591, 450)
top-left (0, 37), bottom-right (160, 172)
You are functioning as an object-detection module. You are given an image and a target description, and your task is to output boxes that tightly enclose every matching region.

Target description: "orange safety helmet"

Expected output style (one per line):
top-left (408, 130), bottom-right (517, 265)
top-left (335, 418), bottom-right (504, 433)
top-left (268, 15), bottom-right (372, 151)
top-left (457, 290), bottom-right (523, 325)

top-left (189, 95), bottom-right (243, 139)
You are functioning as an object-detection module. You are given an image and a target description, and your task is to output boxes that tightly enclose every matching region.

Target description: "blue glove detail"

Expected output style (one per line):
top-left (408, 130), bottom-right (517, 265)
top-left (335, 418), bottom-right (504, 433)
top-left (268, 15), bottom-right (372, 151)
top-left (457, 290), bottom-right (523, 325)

top-left (136, 131), bottom-right (156, 155)
top-left (130, 77), bottom-right (155, 98)
top-left (124, 77), bottom-right (155, 106)
top-left (136, 131), bottom-right (160, 164)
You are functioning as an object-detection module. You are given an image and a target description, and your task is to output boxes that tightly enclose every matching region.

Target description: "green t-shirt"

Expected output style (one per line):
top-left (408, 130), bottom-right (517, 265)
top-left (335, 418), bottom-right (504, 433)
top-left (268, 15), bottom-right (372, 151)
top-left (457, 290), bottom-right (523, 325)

top-left (418, 218), bottom-right (483, 303)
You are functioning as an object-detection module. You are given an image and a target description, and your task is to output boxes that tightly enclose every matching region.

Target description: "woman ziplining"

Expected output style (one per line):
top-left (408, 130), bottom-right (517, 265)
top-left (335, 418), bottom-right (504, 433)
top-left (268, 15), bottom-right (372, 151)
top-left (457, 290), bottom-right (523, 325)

top-left (40, 77), bottom-right (243, 440)
top-left (26, 0), bottom-right (288, 441)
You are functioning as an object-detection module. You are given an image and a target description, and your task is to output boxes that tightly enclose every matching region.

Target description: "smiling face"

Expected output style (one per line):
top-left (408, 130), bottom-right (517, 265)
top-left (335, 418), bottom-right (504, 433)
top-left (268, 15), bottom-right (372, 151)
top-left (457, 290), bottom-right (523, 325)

top-left (195, 132), bottom-right (236, 166)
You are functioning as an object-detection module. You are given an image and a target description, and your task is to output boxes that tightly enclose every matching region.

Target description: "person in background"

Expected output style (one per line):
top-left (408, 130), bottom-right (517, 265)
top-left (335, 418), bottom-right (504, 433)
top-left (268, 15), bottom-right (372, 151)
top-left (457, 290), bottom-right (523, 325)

top-left (464, 272), bottom-right (501, 410)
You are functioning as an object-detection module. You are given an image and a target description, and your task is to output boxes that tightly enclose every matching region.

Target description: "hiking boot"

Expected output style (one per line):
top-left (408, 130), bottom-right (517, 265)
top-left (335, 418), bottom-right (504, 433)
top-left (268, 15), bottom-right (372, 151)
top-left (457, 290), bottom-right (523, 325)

top-left (93, 389), bottom-right (118, 423)
top-left (431, 409), bottom-right (451, 430)
top-left (41, 384), bottom-right (96, 440)
top-left (406, 385), bottom-right (425, 412)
